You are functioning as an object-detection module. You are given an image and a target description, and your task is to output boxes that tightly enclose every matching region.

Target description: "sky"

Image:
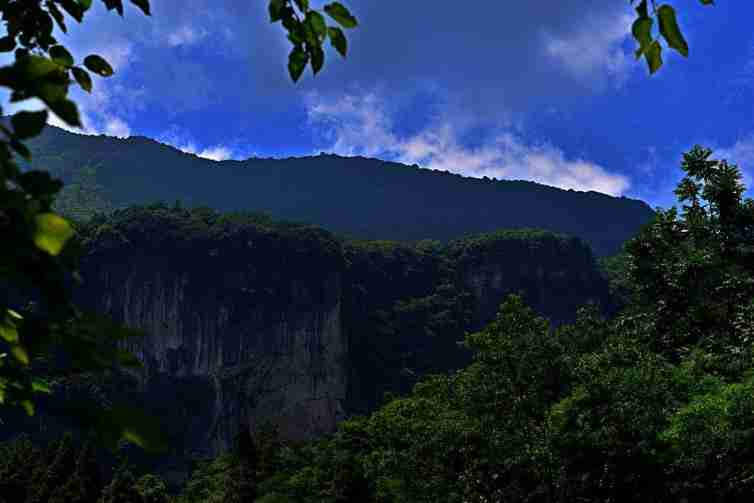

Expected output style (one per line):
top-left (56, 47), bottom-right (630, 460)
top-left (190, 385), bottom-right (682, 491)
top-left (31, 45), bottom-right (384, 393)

top-left (3, 0), bottom-right (754, 211)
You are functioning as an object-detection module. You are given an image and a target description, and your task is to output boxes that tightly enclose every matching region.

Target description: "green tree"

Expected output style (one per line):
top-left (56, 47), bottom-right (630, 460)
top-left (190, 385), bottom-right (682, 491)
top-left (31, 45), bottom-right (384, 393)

top-left (98, 462), bottom-right (142, 503)
top-left (0, 0), bottom-right (356, 452)
top-left (54, 433), bottom-right (104, 503)
top-left (28, 432), bottom-right (76, 503)
top-left (133, 474), bottom-right (168, 503)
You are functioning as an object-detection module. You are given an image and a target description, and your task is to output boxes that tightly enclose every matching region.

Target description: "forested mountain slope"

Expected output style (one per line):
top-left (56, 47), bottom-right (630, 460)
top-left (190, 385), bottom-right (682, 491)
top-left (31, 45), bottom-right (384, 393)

top-left (22, 125), bottom-right (655, 257)
top-left (1, 205), bottom-right (616, 483)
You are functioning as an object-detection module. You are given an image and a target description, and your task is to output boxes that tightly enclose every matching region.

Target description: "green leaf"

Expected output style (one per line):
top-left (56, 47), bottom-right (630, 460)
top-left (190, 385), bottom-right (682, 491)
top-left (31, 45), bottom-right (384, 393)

top-left (59, 0), bottom-right (84, 22)
top-left (307, 11), bottom-right (327, 38)
top-left (20, 55), bottom-right (61, 79)
top-left (635, 0), bottom-right (649, 19)
top-left (77, 0), bottom-right (93, 11)
top-left (101, 405), bottom-right (167, 453)
top-left (32, 379), bottom-right (51, 394)
top-left (699, 0), bottom-right (713, 4)
top-left (631, 17), bottom-right (653, 59)
top-left (46, 98), bottom-right (81, 127)
top-left (0, 36), bottom-right (15, 52)
top-left (34, 212), bottom-right (74, 255)
top-left (657, 4), bottom-right (688, 57)
top-left (294, 0), bottom-right (309, 12)
top-left (129, 0), bottom-right (150, 15)
top-left (323, 2), bottom-right (358, 28)
top-left (102, 0), bottom-right (124, 16)
top-left (50, 45), bottom-right (74, 67)
top-left (12, 110), bottom-right (48, 139)
top-left (10, 139), bottom-right (31, 160)
top-left (269, 0), bottom-right (285, 22)
top-left (20, 399), bottom-right (34, 416)
top-left (288, 46), bottom-right (308, 82)
top-left (83, 54), bottom-right (114, 77)
top-left (0, 321), bottom-right (19, 344)
top-left (646, 40), bottom-right (663, 74)
top-left (328, 26), bottom-right (347, 57)
top-left (11, 345), bottom-right (30, 365)
top-left (48, 2), bottom-right (68, 33)
top-left (310, 44), bottom-right (324, 75)
top-left (71, 66), bottom-right (92, 92)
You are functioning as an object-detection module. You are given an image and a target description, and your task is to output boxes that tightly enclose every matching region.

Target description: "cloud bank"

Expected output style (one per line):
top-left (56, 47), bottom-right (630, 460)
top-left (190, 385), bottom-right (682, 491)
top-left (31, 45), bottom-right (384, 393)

top-left (307, 92), bottom-right (631, 196)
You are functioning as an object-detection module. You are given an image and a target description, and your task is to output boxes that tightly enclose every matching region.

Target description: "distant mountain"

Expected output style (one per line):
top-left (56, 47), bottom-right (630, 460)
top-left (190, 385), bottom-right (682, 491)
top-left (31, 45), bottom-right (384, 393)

top-left (23, 125), bottom-right (655, 257)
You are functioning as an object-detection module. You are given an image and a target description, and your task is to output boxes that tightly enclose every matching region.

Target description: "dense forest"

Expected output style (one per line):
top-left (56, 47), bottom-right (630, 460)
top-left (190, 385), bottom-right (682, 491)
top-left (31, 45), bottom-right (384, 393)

top-left (3, 0), bottom-right (752, 501)
top-left (3, 145), bottom-right (754, 502)
top-left (18, 124), bottom-right (655, 257)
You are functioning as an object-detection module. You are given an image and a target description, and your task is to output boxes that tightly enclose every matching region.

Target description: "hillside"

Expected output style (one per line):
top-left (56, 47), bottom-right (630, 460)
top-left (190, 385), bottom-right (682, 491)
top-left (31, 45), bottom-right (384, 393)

top-left (23, 125), bottom-right (655, 257)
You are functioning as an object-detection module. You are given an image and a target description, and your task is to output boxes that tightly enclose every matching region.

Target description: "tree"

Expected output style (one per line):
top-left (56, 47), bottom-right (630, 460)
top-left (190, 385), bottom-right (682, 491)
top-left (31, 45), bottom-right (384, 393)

top-left (0, 0), bottom-right (357, 453)
top-left (98, 461), bottom-right (142, 503)
top-left (623, 145), bottom-right (754, 361)
top-left (236, 423), bottom-right (259, 503)
top-left (133, 474), bottom-right (168, 503)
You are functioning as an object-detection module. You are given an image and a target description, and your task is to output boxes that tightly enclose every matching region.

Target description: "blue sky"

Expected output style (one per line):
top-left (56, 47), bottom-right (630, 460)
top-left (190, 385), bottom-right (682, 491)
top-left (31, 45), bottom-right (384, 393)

top-left (4, 0), bottom-right (754, 211)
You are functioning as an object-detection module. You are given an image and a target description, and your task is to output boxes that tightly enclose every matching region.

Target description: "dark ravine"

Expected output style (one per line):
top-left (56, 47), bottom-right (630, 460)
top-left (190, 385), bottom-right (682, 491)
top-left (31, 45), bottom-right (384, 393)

top-left (2, 206), bottom-right (621, 483)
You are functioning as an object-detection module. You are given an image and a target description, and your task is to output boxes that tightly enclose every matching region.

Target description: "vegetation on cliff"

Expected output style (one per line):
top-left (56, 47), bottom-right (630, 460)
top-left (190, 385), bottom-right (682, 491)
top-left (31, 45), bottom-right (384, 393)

top-left (25, 126), bottom-right (654, 258)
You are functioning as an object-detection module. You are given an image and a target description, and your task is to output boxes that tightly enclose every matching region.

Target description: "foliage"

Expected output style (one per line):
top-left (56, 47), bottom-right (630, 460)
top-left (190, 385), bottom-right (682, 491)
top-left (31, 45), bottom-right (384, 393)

top-left (167, 145), bottom-right (754, 503)
top-left (20, 132), bottom-right (657, 258)
top-left (0, 0), bottom-right (356, 453)
top-left (630, 0), bottom-right (714, 74)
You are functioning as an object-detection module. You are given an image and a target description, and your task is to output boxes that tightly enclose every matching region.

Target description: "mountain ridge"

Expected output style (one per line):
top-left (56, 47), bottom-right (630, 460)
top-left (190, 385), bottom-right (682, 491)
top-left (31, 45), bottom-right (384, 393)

top-left (23, 124), bottom-right (656, 257)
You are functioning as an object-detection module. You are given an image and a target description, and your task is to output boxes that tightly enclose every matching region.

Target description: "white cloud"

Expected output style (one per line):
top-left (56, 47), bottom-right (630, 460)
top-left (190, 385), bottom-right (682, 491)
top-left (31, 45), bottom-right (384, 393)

top-left (543, 12), bottom-right (634, 87)
top-left (306, 92), bottom-right (631, 196)
top-left (166, 25), bottom-right (209, 47)
top-left (156, 128), bottom-right (236, 161)
top-left (104, 117), bottom-right (131, 138)
top-left (715, 136), bottom-right (754, 191)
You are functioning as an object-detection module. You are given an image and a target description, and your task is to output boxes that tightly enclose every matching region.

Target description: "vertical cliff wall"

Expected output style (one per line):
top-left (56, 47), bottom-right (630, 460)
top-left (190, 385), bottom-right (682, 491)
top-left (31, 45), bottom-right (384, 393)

top-left (75, 208), bottom-right (348, 458)
top-left (60, 208), bottom-right (616, 464)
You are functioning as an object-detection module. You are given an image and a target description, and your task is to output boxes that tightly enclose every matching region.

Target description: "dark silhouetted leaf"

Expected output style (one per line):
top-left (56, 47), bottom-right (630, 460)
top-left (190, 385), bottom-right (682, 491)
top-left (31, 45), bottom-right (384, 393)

top-left (657, 4), bottom-right (688, 57)
top-left (288, 45), bottom-right (308, 82)
top-left (646, 40), bottom-right (663, 74)
top-left (50, 45), bottom-right (74, 67)
top-left (130, 0), bottom-right (150, 15)
top-left (83, 54), bottom-right (113, 76)
top-left (71, 66), bottom-right (92, 92)
top-left (307, 10), bottom-right (327, 38)
top-left (632, 17), bottom-right (653, 59)
top-left (0, 36), bottom-right (15, 52)
top-left (102, 0), bottom-right (124, 15)
top-left (324, 2), bottom-right (357, 28)
top-left (46, 98), bottom-right (80, 126)
top-left (269, 0), bottom-right (285, 22)
top-left (311, 44), bottom-right (324, 74)
top-left (328, 26), bottom-right (347, 57)
top-left (12, 110), bottom-right (48, 139)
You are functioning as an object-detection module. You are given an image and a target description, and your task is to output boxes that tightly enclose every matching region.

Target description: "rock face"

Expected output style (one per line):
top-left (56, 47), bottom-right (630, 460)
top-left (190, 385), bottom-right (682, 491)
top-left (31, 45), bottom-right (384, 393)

top-left (64, 208), bottom-right (618, 462)
top-left (74, 209), bottom-right (349, 458)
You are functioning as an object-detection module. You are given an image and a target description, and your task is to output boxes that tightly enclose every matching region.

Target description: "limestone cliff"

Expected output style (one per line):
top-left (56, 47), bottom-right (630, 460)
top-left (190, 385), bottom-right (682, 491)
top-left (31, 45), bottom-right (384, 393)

top-left (75, 207), bottom-right (348, 457)
top-left (60, 208), bottom-right (617, 463)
